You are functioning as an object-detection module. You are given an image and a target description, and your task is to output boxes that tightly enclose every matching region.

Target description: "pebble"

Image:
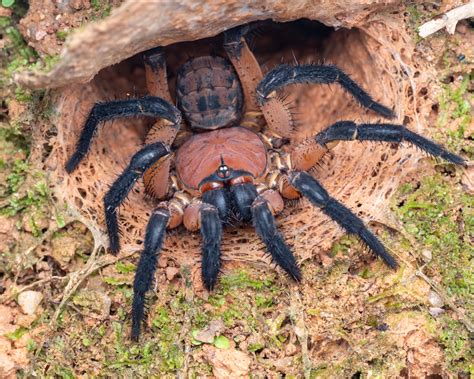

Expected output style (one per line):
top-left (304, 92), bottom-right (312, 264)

top-left (429, 307), bottom-right (445, 317)
top-left (35, 30), bottom-right (47, 41)
top-left (17, 291), bottom-right (43, 315)
top-left (0, 353), bottom-right (16, 378)
top-left (427, 290), bottom-right (444, 308)
top-left (421, 249), bottom-right (432, 263)
top-left (165, 267), bottom-right (180, 281)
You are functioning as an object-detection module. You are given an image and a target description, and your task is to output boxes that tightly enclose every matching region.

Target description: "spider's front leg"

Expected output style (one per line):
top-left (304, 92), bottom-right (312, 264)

top-left (104, 142), bottom-right (170, 253)
top-left (65, 97), bottom-right (181, 173)
top-left (255, 62), bottom-right (399, 141)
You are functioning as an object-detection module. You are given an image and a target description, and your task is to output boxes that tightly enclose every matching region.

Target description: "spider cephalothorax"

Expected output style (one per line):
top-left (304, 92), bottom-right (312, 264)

top-left (65, 23), bottom-right (467, 340)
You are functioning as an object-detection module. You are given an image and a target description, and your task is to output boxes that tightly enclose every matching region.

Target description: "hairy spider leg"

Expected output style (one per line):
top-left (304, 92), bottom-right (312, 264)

top-left (230, 182), bottom-right (301, 281)
top-left (198, 187), bottom-right (232, 289)
top-left (104, 142), bottom-right (169, 254)
top-left (131, 207), bottom-right (170, 341)
top-left (143, 47), bottom-right (173, 103)
top-left (224, 24), bottom-right (263, 113)
top-left (290, 171), bottom-right (398, 269)
top-left (200, 203), bottom-right (223, 291)
top-left (256, 64), bottom-right (395, 119)
top-left (143, 47), bottom-right (181, 199)
top-left (251, 196), bottom-right (302, 281)
top-left (315, 121), bottom-right (467, 166)
top-left (65, 96), bottom-right (181, 173)
top-left (223, 24), bottom-right (294, 137)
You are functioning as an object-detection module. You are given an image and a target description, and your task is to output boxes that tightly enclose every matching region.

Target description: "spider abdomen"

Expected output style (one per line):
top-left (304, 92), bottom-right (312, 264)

top-left (176, 56), bottom-right (243, 130)
top-left (175, 127), bottom-right (267, 190)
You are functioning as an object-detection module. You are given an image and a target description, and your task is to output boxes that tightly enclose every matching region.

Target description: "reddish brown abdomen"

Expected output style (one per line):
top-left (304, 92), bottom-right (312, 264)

top-left (176, 127), bottom-right (267, 190)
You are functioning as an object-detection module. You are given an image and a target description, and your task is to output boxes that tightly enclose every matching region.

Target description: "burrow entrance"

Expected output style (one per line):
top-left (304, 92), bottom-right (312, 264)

top-left (50, 19), bottom-right (420, 281)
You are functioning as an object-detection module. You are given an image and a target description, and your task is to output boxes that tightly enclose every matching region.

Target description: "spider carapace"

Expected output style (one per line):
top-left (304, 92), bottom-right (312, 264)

top-left (65, 23), bottom-right (467, 340)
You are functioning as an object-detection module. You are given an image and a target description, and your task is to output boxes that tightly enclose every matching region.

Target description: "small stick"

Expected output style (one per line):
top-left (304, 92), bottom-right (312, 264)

top-left (418, 2), bottom-right (474, 38)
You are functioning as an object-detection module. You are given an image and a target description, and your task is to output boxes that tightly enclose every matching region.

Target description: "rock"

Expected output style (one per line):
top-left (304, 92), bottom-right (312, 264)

top-left (17, 291), bottom-right (43, 315)
top-left (428, 307), bottom-right (445, 317)
top-left (195, 319), bottom-right (226, 344)
top-left (6, 100), bottom-right (26, 120)
top-left (0, 7), bottom-right (12, 17)
top-left (203, 345), bottom-right (252, 378)
top-left (50, 234), bottom-right (81, 269)
top-left (0, 338), bottom-right (12, 353)
top-left (72, 289), bottom-right (111, 320)
top-left (0, 353), bottom-right (16, 379)
top-left (285, 342), bottom-right (298, 356)
top-left (0, 216), bottom-right (19, 253)
top-left (16, 0), bottom-right (402, 89)
top-left (421, 249), bottom-right (432, 263)
top-left (427, 290), bottom-right (444, 308)
top-left (10, 348), bottom-right (29, 367)
top-left (0, 306), bottom-right (14, 325)
top-left (165, 266), bottom-right (180, 281)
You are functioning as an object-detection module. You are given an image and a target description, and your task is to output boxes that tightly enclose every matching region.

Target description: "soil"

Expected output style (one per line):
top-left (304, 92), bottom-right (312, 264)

top-left (0, 1), bottom-right (472, 378)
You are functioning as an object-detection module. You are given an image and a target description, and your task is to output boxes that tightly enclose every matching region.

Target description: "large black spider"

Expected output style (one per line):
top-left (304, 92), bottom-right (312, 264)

top-left (65, 23), bottom-right (467, 340)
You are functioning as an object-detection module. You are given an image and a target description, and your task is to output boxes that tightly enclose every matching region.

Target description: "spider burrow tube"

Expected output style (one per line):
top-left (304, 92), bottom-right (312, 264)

top-left (65, 23), bottom-right (468, 340)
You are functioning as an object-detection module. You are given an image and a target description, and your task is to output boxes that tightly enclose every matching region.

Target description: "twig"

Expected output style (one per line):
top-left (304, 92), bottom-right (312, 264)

top-left (1, 276), bottom-right (66, 303)
top-left (418, 2), bottom-right (474, 38)
top-left (415, 269), bottom-right (474, 333)
top-left (289, 288), bottom-right (311, 379)
top-left (51, 245), bottom-right (136, 323)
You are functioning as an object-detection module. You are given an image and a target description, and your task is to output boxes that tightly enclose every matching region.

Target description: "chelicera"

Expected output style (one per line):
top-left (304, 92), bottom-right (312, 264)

top-left (65, 23), bottom-right (467, 340)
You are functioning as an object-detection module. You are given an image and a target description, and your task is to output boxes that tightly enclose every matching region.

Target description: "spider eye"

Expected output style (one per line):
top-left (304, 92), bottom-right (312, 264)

top-left (217, 164), bottom-right (230, 178)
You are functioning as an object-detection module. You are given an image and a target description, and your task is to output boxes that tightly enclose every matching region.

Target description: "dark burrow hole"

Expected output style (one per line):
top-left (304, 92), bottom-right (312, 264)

top-left (91, 18), bottom-right (372, 149)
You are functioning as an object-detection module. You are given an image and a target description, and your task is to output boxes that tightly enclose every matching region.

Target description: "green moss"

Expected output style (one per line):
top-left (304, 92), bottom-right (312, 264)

top-left (56, 30), bottom-right (69, 41)
top-left (218, 269), bottom-right (276, 292)
top-left (437, 74), bottom-right (473, 155)
top-left (439, 317), bottom-right (471, 372)
top-left (395, 174), bottom-right (472, 297)
top-left (394, 173), bottom-right (473, 371)
top-left (90, 0), bottom-right (112, 19)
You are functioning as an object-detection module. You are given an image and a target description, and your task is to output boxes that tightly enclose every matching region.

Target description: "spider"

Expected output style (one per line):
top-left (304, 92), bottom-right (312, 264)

top-left (65, 23), bottom-right (467, 340)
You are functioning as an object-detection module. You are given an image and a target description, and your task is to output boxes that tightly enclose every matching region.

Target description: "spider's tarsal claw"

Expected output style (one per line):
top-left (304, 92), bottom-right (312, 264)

top-left (290, 171), bottom-right (398, 269)
top-left (131, 207), bottom-right (169, 341)
top-left (251, 197), bottom-right (302, 281)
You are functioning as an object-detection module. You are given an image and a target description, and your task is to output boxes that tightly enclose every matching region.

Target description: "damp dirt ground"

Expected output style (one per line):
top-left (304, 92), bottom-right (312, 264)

top-left (0, 1), bottom-right (473, 378)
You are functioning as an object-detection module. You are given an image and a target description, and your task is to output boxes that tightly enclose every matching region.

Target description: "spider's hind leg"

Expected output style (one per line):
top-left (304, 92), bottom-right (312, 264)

top-left (256, 64), bottom-right (395, 119)
top-left (224, 23), bottom-right (264, 123)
